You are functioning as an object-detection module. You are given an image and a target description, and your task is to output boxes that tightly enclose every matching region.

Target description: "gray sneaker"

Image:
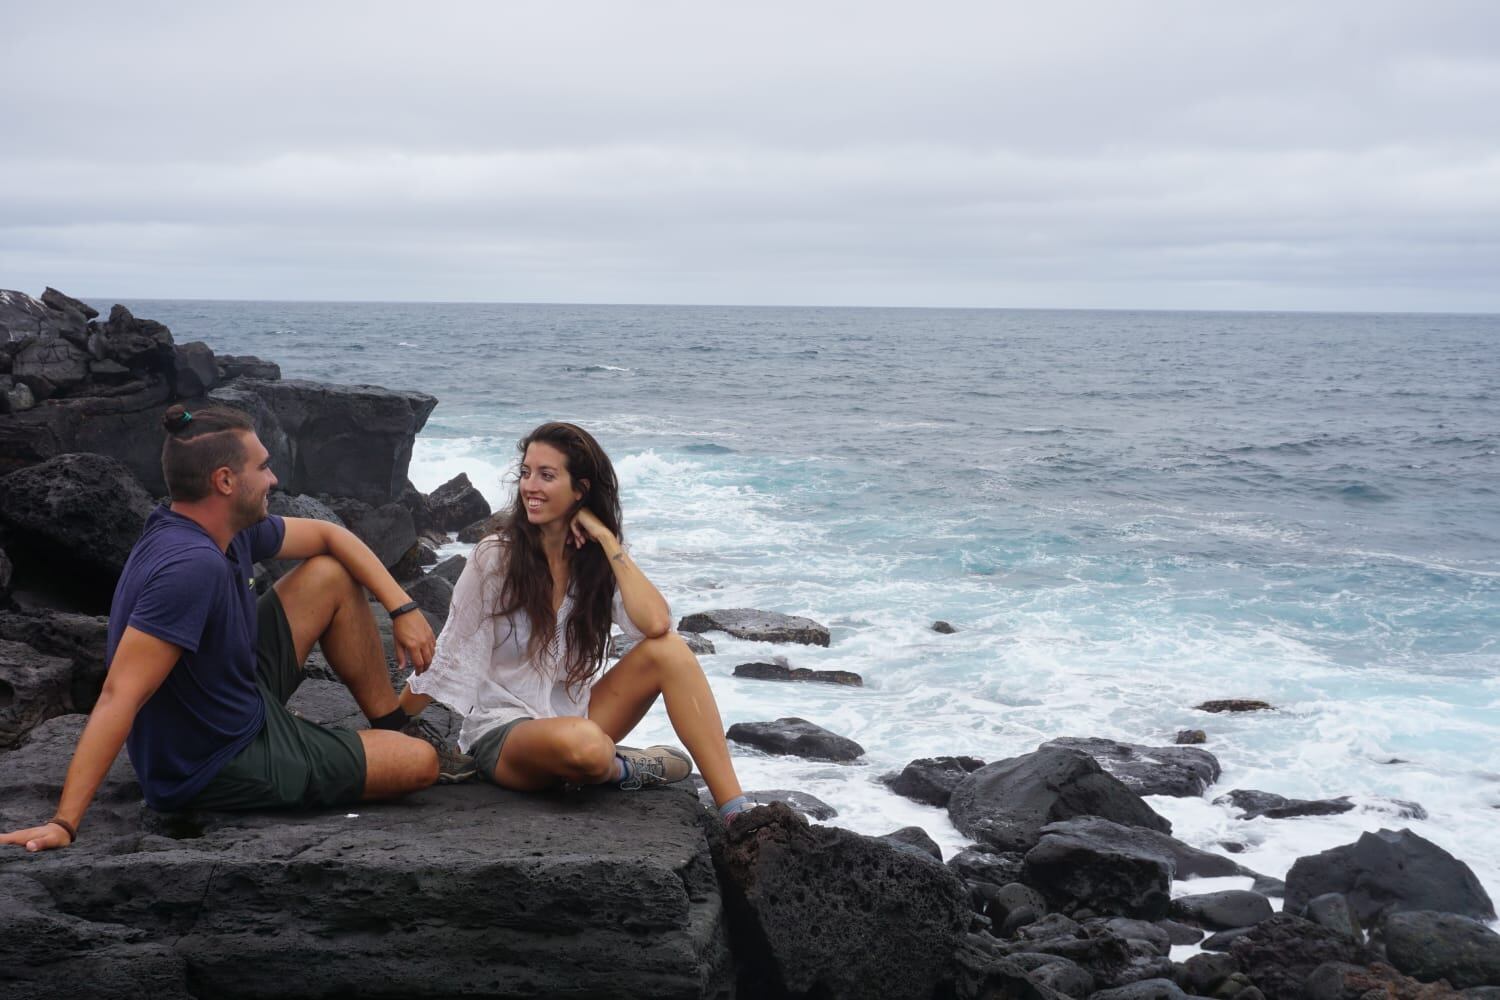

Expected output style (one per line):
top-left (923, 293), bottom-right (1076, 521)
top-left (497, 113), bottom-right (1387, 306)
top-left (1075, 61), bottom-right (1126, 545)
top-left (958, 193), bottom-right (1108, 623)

top-left (402, 716), bottom-right (477, 784)
top-left (615, 745), bottom-right (692, 790)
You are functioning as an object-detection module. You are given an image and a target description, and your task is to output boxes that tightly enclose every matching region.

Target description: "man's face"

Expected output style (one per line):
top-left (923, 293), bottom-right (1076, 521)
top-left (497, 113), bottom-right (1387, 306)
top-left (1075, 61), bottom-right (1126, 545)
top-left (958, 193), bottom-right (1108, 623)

top-left (230, 432), bottom-right (277, 527)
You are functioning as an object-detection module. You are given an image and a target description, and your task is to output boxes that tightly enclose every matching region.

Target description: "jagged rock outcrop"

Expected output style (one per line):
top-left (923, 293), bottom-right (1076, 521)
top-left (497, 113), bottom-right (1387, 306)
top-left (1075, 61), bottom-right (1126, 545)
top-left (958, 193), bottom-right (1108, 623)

top-left (0, 452), bottom-right (156, 611)
top-left (713, 802), bottom-right (969, 999)
top-left (1284, 829), bottom-right (1495, 926)
top-left (210, 378), bottom-right (435, 505)
top-left (883, 754), bottom-right (987, 807)
top-left (947, 747), bottom-right (1172, 852)
top-left (1040, 736), bottom-right (1221, 797)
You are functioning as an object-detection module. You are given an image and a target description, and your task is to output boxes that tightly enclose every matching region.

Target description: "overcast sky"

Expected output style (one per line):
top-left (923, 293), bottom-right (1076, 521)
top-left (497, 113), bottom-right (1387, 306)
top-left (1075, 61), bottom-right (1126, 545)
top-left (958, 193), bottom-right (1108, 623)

top-left (3, 2), bottom-right (1498, 311)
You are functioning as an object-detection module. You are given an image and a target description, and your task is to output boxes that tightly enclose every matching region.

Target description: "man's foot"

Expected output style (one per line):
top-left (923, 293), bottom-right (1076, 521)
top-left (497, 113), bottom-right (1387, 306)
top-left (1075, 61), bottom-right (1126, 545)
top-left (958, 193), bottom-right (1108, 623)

top-left (401, 716), bottom-right (477, 784)
top-left (615, 745), bottom-right (692, 790)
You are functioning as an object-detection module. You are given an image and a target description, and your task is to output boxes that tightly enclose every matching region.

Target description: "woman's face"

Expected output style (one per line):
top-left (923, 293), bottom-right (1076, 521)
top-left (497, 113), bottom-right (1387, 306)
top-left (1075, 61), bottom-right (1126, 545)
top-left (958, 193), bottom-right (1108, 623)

top-left (519, 441), bottom-right (584, 527)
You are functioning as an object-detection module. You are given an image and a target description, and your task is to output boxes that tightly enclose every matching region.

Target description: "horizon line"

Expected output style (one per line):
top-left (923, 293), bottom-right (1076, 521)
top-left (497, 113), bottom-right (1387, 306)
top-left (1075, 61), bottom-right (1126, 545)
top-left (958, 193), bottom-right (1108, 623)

top-left (68, 292), bottom-right (1500, 320)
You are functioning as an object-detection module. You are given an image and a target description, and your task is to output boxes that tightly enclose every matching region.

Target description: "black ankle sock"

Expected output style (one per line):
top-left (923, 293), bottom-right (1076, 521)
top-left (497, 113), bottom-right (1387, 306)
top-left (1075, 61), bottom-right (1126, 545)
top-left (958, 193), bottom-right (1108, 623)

top-left (370, 707), bottom-right (411, 731)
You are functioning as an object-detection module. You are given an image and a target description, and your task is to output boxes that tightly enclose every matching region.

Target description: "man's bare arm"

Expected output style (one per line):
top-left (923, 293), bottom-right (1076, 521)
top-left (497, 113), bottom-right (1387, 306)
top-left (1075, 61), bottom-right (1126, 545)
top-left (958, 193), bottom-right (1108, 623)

top-left (0, 627), bottom-right (180, 852)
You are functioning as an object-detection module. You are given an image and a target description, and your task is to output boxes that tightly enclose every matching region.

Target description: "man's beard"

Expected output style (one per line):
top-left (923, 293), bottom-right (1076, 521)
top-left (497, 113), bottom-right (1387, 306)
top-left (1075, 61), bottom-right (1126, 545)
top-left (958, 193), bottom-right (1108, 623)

top-left (232, 482), bottom-right (267, 529)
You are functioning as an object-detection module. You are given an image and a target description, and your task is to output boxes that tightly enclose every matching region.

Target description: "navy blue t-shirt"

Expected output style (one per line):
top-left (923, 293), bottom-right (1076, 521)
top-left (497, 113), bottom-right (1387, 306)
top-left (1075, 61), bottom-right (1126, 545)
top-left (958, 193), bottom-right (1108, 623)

top-left (108, 506), bottom-right (286, 810)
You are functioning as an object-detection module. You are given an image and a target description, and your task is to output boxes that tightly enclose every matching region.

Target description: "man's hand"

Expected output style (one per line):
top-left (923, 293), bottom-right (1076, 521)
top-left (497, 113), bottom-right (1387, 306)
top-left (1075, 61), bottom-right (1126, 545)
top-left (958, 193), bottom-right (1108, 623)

top-left (393, 610), bottom-right (436, 673)
top-left (0, 821), bottom-right (74, 853)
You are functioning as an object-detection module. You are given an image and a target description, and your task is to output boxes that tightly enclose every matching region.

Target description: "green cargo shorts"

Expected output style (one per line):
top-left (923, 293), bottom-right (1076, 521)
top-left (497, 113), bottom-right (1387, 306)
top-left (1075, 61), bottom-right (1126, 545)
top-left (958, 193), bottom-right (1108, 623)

top-left (187, 589), bottom-right (367, 811)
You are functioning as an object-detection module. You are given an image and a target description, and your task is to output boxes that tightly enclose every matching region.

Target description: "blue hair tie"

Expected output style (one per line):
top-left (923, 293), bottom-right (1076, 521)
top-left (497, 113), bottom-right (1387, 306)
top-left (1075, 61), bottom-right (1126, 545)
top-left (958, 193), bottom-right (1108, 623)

top-left (181, 411), bottom-right (193, 423)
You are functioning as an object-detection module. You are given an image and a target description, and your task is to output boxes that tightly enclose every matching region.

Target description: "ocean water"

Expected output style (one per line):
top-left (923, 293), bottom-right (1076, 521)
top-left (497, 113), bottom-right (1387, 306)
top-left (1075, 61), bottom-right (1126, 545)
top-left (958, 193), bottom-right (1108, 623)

top-left (119, 299), bottom-right (1500, 907)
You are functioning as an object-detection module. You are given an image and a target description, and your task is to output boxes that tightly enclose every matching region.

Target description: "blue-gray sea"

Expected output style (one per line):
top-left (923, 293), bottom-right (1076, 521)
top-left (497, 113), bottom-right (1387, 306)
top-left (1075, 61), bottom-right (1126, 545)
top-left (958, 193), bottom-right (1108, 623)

top-left (118, 299), bottom-right (1500, 905)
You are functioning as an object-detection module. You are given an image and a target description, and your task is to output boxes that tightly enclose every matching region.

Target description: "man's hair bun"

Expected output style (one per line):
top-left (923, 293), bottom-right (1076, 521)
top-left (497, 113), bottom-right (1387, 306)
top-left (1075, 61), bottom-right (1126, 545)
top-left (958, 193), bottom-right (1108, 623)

top-left (162, 404), bottom-right (194, 434)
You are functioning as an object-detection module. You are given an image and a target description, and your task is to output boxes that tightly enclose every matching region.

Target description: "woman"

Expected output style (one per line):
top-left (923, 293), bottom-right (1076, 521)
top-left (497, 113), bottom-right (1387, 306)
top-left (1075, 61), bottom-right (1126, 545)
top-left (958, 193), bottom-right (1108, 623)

top-left (401, 421), bottom-right (749, 822)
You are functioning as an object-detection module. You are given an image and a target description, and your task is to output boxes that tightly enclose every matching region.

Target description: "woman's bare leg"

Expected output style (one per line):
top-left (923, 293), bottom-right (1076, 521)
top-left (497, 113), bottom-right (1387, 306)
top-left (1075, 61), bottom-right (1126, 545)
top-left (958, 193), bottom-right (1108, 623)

top-left (489, 716), bottom-right (616, 790)
top-left (587, 633), bottom-right (744, 806)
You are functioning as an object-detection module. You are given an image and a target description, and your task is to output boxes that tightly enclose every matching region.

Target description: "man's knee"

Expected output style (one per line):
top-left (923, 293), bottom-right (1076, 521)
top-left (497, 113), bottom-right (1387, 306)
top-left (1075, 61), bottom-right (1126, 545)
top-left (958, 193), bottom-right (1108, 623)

top-left (293, 554), bottom-right (360, 599)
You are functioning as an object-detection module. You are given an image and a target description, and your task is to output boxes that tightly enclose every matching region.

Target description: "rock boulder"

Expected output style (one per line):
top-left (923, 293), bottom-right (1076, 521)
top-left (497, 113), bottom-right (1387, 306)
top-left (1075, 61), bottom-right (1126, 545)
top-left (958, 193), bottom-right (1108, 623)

top-left (947, 747), bottom-right (1171, 852)
top-left (1283, 829), bottom-right (1495, 926)
top-left (1041, 736), bottom-right (1222, 797)
top-left (678, 608), bottom-right (830, 646)
top-left (726, 717), bottom-right (865, 762)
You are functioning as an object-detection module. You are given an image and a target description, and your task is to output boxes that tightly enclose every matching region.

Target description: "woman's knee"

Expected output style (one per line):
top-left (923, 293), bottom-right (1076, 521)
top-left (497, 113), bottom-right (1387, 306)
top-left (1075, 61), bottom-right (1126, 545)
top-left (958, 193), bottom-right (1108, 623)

top-left (553, 718), bottom-right (615, 781)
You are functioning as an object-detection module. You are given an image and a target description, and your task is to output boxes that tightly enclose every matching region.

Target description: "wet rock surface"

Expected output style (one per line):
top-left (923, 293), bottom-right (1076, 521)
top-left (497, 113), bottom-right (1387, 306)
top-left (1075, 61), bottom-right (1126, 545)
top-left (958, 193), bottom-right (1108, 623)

top-left (677, 607), bottom-right (831, 646)
top-left (884, 754), bottom-right (987, 807)
top-left (1284, 829), bottom-right (1496, 926)
top-left (732, 660), bottom-right (862, 686)
top-left (947, 747), bottom-right (1172, 852)
top-left (726, 716), bottom-right (865, 761)
top-left (1041, 736), bottom-right (1222, 798)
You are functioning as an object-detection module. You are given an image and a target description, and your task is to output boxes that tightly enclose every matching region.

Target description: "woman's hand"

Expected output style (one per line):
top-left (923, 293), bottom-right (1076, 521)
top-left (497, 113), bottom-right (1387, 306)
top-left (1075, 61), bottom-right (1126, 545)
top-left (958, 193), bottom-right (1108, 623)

top-left (569, 507), bottom-right (617, 551)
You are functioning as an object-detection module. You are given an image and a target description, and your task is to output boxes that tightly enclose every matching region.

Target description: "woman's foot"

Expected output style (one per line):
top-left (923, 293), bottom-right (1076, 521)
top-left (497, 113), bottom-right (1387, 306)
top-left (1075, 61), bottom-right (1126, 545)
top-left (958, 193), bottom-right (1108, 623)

top-left (614, 745), bottom-right (692, 789)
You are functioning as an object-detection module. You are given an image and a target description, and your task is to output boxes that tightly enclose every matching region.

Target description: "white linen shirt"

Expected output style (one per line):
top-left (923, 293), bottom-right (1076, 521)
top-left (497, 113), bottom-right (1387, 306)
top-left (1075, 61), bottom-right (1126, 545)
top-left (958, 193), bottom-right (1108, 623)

top-left (407, 535), bottom-right (648, 752)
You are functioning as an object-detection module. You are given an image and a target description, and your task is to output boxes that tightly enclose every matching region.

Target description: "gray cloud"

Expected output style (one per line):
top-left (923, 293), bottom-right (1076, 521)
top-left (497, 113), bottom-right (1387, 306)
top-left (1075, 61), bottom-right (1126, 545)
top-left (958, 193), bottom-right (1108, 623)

top-left (3, 1), bottom-right (1498, 309)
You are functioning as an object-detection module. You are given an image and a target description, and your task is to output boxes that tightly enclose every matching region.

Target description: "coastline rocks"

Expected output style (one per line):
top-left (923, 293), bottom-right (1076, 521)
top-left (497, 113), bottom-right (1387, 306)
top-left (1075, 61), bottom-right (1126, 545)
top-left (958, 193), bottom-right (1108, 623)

top-left (0, 639), bottom-right (75, 749)
top-left (217, 354), bottom-right (281, 381)
top-left (1171, 890), bottom-right (1275, 930)
top-left (947, 747), bottom-right (1171, 853)
top-left (430, 553), bottom-right (466, 585)
top-left (1283, 829), bottom-right (1496, 926)
top-left (697, 786), bottom-right (839, 822)
top-left (678, 608), bottom-right (831, 647)
top-left (881, 826), bottom-right (944, 861)
top-left (1022, 819), bottom-right (1174, 919)
top-left (1229, 914), bottom-right (1369, 1000)
top-left (1303, 892), bottom-right (1363, 942)
top-left (0, 452), bottom-right (155, 611)
top-left (1216, 789), bottom-right (1426, 821)
top-left (1, 716), bottom-right (732, 1000)
top-left (726, 717), bottom-right (865, 762)
top-left (1381, 911), bottom-right (1500, 988)
top-left (714, 802), bottom-right (970, 1000)
top-left (733, 661), bottom-right (862, 686)
top-left (882, 755), bottom-right (990, 809)
top-left (0, 609), bottom-right (108, 716)
top-left (932, 620), bottom-right (957, 634)
top-left (1174, 730), bottom-right (1206, 745)
top-left (1041, 737), bottom-right (1222, 798)
top-left (949, 848), bottom-right (1028, 889)
top-left (426, 472), bottom-right (491, 532)
top-left (1302, 961), bottom-right (1468, 1000)
top-left (210, 378), bottom-right (436, 505)
top-left (321, 497), bottom-right (416, 569)
top-left (1195, 700), bottom-right (1273, 713)
top-left (884, 755), bottom-right (987, 807)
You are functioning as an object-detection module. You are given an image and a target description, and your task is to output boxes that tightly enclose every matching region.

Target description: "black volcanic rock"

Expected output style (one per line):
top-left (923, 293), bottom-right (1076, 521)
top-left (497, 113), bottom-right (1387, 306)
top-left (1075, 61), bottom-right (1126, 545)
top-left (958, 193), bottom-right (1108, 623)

top-left (733, 660), bottom-right (862, 686)
top-left (1041, 736), bottom-right (1222, 797)
top-left (678, 608), bottom-right (831, 646)
top-left (610, 631), bottom-right (715, 659)
top-left (884, 755), bottom-right (986, 807)
top-left (726, 717), bottom-right (865, 762)
top-left (1171, 890), bottom-right (1275, 930)
top-left (1022, 819), bottom-right (1174, 919)
top-left (1195, 699), bottom-right (1273, 713)
top-left (714, 802), bottom-right (969, 999)
top-left (0, 638), bottom-right (75, 749)
top-left (947, 747), bottom-right (1171, 853)
top-left (1229, 914), bottom-right (1369, 1000)
top-left (1381, 910), bottom-right (1500, 989)
top-left (216, 354), bottom-right (281, 381)
top-left (210, 378), bottom-right (436, 505)
top-left (0, 609), bottom-right (108, 713)
top-left (1283, 828), bottom-right (1495, 926)
top-left (0, 715), bottom-right (733, 1000)
top-left (0, 453), bottom-right (155, 611)
top-left (427, 472), bottom-right (491, 532)
top-left (1216, 788), bottom-right (1426, 821)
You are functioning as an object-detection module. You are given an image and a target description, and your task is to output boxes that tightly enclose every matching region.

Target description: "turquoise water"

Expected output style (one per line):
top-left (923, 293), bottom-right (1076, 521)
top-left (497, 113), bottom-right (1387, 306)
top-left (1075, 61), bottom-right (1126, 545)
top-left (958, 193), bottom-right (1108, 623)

top-left (116, 299), bottom-right (1500, 898)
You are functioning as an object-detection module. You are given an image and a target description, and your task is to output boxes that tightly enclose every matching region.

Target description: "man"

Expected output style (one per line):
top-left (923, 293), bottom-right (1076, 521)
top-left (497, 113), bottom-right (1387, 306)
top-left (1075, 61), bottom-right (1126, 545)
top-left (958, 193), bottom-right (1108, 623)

top-left (3, 404), bottom-right (470, 853)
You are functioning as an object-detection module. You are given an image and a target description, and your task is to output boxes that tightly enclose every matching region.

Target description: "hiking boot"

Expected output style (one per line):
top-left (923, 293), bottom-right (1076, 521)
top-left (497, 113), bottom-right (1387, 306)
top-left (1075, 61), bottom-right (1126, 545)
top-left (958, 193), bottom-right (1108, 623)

top-left (402, 715), bottom-right (477, 784)
top-left (615, 745), bottom-right (692, 790)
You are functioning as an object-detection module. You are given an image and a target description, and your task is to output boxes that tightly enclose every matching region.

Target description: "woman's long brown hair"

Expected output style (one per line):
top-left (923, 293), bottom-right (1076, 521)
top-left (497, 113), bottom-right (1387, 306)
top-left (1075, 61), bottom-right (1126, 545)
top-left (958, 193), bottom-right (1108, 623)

top-left (482, 422), bottom-right (622, 694)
